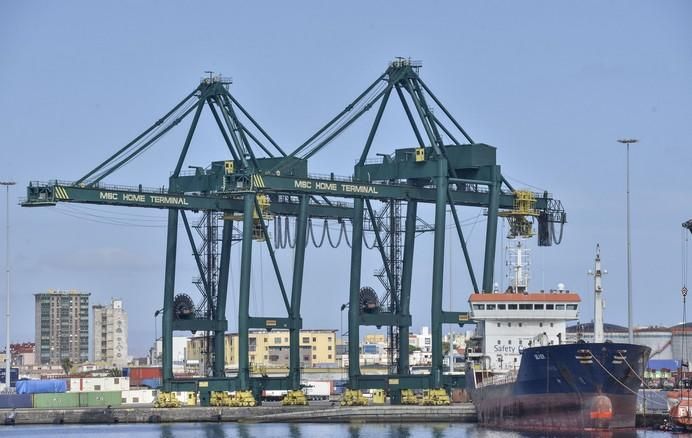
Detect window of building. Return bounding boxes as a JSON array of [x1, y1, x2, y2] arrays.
[[546, 304, 554, 310], [274, 337, 281, 344], [508, 340, 512, 345], [498, 304, 506, 310], [514, 357, 518, 363], [518, 339, 523, 345], [312, 346, 316, 350], [303, 355, 310, 361], [312, 354, 316, 360], [302, 337, 310, 343], [328, 346, 332, 351], [264, 338, 268, 343], [497, 323, 501, 327], [518, 323, 523, 327], [486, 304, 496, 310], [328, 337, 332, 341], [567, 304, 578, 310], [555, 304, 565, 310], [472, 304, 485, 310], [497, 340, 501, 345], [519, 304, 532, 310], [508, 304, 518, 310], [534, 304, 544, 310], [284, 337, 288, 342], [508, 322, 512, 327], [539, 322, 543, 327], [550, 323, 554, 327], [328, 354, 332, 360], [312, 337, 317, 342]]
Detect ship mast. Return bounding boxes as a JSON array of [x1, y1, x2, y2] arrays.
[[590, 244, 606, 343], [507, 239, 530, 293]]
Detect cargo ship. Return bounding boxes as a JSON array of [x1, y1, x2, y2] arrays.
[[466, 242, 651, 431]]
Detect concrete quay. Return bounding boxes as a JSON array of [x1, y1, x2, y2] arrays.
[[0, 404, 478, 426]]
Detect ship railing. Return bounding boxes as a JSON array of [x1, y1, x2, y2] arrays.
[[476, 370, 519, 388]]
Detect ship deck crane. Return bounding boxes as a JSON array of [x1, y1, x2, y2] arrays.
[[23, 61, 566, 403]]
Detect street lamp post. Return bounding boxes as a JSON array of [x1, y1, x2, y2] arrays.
[[617, 139, 637, 344], [340, 303, 349, 371], [154, 309, 163, 365], [1, 181, 15, 392]]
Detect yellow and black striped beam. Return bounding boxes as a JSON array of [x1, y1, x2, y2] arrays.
[[54, 186, 70, 200], [251, 174, 265, 189]]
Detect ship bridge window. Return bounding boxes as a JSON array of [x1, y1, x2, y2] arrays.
[[486, 304, 496, 310], [546, 304, 554, 310], [534, 304, 544, 310], [498, 304, 506, 310], [555, 304, 565, 310], [508, 304, 517, 310], [472, 304, 485, 310], [567, 304, 578, 310], [519, 304, 532, 310]]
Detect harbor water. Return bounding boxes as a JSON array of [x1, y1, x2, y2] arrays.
[[0, 423, 673, 438]]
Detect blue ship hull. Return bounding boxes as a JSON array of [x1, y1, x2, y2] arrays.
[[468, 342, 651, 431]]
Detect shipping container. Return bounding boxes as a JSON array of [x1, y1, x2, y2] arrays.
[[79, 391, 122, 407], [69, 377, 129, 392], [16, 380, 67, 394], [261, 389, 288, 401], [32, 393, 79, 409], [121, 389, 157, 404], [140, 378, 161, 389], [128, 367, 162, 387], [304, 381, 331, 400], [0, 394, 32, 409]]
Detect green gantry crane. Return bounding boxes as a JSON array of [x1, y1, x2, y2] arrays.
[[23, 60, 566, 404]]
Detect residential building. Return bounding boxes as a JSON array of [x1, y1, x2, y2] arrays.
[[187, 329, 337, 371], [149, 336, 188, 372], [412, 326, 432, 352], [10, 342, 36, 366], [93, 298, 128, 367], [34, 289, 90, 365]]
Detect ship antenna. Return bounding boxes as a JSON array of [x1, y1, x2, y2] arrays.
[[588, 244, 606, 343]]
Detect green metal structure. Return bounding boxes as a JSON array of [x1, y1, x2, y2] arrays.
[[22, 61, 566, 403]]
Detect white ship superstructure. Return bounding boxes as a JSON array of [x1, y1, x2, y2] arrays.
[[467, 240, 580, 371]]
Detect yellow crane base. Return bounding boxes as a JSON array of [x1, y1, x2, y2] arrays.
[[340, 389, 368, 406], [154, 392, 182, 408], [421, 388, 450, 405], [228, 390, 257, 407], [282, 389, 308, 406], [400, 389, 419, 405], [210, 391, 236, 407]]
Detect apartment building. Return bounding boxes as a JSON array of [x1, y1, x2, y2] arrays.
[[35, 289, 90, 365], [93, 298, 128, 367]]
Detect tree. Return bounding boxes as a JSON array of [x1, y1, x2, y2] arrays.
[[442, 342, 451, 355], [106, 368, 122, 377], [409, 344, 420, 354], [61, 358, 73, 375]]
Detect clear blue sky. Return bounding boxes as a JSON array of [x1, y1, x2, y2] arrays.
[[1, 1, 691, 357]]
